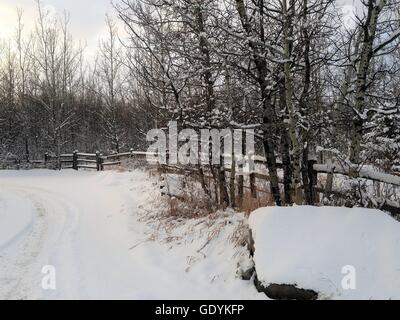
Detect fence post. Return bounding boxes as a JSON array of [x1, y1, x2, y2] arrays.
[[73, 150, 78, 171], [249, 152, 257, 199], [96, 151, 101, 171], [100, 153, 104, 171], [324, 159, 334, 200], [308, 159, 318, 204], [250, 172, 257, 199], [44, 152, 48, 168]]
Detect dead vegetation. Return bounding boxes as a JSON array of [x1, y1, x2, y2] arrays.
[[237, 191, 275, 215], [132, 170, 252, 256]]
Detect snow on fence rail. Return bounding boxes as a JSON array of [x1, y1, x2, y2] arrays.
[[2, 150, 399, 214], [160, 158, 400, 216], [62, 150, 150, 171], [1, 149, 153, 171], [312, 163, 400, 215], [314, 164, 400, 186]]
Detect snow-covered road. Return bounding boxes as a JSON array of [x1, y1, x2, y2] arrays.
[[0, 170, 261, 300]]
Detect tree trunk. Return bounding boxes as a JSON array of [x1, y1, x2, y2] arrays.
[[350, 0, 385, 163], [230, 139, 236, 207], [279, 74, 293, 205], [282, 0, 302, 203], [218, 156, 229, 209], [235, 0, 282, 206], [195, 3, 229, 207]]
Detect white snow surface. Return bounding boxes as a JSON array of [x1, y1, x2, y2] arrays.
[[249, 206, 400, 300], [0, 170, 262, 300]]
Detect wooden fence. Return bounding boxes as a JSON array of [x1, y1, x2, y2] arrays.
[[56, 150, 154, 170], [313, 163, 400, 215], [2, 149, 152, 171], [160, 158, 400, 216], [2, 150, 399, 215]]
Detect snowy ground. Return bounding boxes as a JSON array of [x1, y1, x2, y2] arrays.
[[0, 170, 262, 300]]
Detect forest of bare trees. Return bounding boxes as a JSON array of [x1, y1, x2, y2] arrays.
[[1, 0, 399, 207]]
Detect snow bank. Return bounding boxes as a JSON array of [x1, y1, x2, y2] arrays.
[[249, 206, 400, 300], [133, 209, 264, 300]]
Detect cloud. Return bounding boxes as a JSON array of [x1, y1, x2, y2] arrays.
[[0, 0, 114, 57], [0, 2, 33, 39]]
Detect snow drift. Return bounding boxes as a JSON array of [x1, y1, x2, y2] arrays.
[[249, 206, 400, 300]]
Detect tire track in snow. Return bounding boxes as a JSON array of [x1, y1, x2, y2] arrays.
[[0, 185, 81, 299], [0, 195, 47, 300]]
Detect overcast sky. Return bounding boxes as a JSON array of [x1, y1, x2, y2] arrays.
[[0, 0, 115, 57], [0, 0, 358, 57]]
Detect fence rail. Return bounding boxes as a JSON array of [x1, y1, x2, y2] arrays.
[[160, 159, 400, 216], [1, 149, 151, 171], [2, 150, 399, 215]]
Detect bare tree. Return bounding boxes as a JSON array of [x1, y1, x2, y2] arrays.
[[97, 16, 126, 153]]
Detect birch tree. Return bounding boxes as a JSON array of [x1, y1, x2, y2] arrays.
[[349, 0, 400, 164]]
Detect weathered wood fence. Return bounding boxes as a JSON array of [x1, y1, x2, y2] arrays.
[[313, 163, 400, 215], [56, 150, 153, 171], [160, 158, 400, 216], [2, 150, 399, 215], [3, 149, 151, 171]]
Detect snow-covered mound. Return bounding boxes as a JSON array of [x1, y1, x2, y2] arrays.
[[249, 206, 400, 300]]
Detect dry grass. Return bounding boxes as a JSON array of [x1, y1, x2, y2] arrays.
[[237, 190, 275, 215], [132, 171, 255, 257], [159, 173, 216, 218], [162, 173, 277, 218], [228, 219, 251, 250], [164, 188, 214, 218]]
